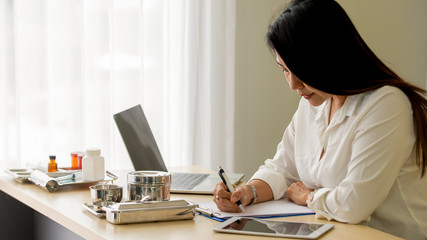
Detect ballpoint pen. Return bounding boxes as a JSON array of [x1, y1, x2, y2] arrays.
[[218, 166, 245, 212]]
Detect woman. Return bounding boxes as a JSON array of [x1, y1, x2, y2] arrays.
[[212, 0, 427, 239]]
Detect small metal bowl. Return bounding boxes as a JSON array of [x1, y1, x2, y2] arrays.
[[90, 184, 123, 207]]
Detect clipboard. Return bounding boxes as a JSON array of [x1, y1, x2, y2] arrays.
[[196, 198, 315, 221]]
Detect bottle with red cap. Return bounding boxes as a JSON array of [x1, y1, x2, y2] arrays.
[[77, 152, 85, 169]]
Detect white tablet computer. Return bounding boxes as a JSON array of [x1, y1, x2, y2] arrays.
[[212, 217, 334, 239]]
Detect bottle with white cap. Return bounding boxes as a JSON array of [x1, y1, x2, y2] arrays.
[[82, 148, 105, 181]]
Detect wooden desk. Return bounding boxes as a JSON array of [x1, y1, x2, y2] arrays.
[[0, 166, 402, 240]]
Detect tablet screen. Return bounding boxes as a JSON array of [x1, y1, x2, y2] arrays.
[[213, 217, 334, 239]]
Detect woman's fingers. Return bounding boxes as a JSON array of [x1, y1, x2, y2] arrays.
[[212, 182, 246, 212], [213, 182, 231, 199], [286, 182, 312, 206], [214, 194, 242, 212]]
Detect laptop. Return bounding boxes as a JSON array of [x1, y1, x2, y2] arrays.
[[113, 105, 244, 194]]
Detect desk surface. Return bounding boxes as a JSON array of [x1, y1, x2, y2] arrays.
[[0, 166, 402, 240]]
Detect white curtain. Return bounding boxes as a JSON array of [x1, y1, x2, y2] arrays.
[[0, 0, 235, 172]]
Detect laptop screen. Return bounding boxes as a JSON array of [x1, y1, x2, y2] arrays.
[[113, 105, 168, 172]]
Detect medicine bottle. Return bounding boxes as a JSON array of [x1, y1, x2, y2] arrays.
[[71, 152, 79, 170], [82, 148, 105, 181], [77, 152, 85, 169], [48, 155, 58, 172]]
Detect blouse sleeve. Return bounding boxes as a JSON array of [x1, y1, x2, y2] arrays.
[[249, 110, 301, 200], [308, 87, 415, 224]]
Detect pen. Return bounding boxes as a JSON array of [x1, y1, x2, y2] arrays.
[[218, 166, 245, 212], [195, 207, 214, 217]]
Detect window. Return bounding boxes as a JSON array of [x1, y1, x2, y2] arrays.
[[0, 0, 235, 171]]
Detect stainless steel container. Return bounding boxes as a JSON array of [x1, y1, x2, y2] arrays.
[[90, 184, 123, 207], [127, 171, 171, 201], [102, 200, 197, 224]]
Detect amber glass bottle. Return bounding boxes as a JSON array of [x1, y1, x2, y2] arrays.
[[71, 152, 79, 170], [48, 155, 58, 172]]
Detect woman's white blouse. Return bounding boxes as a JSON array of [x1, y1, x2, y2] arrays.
[[250, 86, 427, 239]]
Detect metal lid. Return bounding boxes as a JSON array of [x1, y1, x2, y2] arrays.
[[89, 184, 123, 191], [127, 171, 171, 184]]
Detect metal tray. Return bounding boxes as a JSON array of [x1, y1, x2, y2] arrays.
[[5, 168, 80, 183], [82, 202, 106, 218], [5, 168, 118, 192], [83, 200, 197, 224], [6, 168, 117, 184]]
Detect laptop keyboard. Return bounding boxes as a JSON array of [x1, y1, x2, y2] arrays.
[[171, 173, 210, 190]]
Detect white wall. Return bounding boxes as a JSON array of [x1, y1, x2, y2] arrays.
[[234, 0, 298, 180], [234, 0, 427, 180], [337, 0, 427, 89]]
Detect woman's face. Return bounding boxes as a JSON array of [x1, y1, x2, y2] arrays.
[[275, 53, 332, 107]]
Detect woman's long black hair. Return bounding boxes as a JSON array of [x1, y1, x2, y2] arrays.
[[267, 0, 427, 177]]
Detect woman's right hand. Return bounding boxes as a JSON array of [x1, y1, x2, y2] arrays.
[[212, 182, 254, 212]]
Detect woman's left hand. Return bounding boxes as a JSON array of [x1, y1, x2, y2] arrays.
[[286, 181, 313, 206]]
